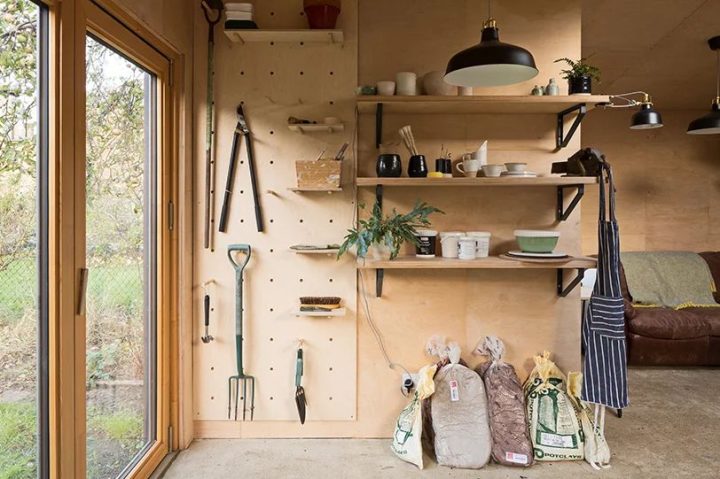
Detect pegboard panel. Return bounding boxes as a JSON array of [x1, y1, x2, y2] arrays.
[[193, 1, 359, 423]]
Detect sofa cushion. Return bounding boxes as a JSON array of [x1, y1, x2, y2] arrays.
[[683, 307, 720, 336], [628, 307, 711, 340]]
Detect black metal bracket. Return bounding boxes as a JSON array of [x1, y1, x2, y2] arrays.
[[557, 268, 585, 297], [375, 102, 384, 149], [376, 269, 384, 297], [556, 184, 584, 221], [375, 184, 383, 209], [556, 103, 587, 150]]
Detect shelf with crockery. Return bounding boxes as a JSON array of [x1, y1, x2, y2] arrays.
[[224, 29, 344, 45], [356, 176, 598, 187], [357, 255, 596, 270]]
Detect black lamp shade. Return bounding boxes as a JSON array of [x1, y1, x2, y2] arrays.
[[630, 103, 664, 129], [687, 101, 720, 135], [444, 25, 538, 87]]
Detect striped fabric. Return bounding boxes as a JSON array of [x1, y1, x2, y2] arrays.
[[581, 162, 629, 409]]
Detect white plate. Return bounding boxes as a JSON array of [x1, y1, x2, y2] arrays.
[[507, 250, 568, 258], [502, 171, 538, 177]]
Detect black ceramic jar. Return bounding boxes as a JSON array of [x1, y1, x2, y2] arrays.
[[569, 75, 592, 95], [376, 154, 402, 177], [408, 155, 428, 177]]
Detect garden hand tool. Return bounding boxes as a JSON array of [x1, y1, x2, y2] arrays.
[[201, 293, 213, 343], [227, 244, 255, 421], [219, 105, 264, 233], [294, 342, 307, 424], [201, 0, 223, 250]]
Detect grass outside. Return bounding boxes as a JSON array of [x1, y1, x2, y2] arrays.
[[0, 258, 146, 479]]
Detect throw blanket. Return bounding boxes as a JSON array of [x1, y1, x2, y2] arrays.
[[621, 251, 718, 308]]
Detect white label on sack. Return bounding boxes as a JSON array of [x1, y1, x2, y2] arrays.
[[449, 380, 459, 402], [539, 432, 574, 448], [505, 451, 528, 464]]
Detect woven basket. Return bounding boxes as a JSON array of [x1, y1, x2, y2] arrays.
[[295, 160, 341, 189]]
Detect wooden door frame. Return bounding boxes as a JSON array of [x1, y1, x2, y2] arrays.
[[45, 0, 188, 476]]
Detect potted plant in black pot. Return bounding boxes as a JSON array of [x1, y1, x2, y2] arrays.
[[554, 57, 600, 95], [337, 201, 443, 261]]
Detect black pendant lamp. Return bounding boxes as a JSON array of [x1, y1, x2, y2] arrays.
[[687, 36, 720, 135], [444, 2, 538, 87]]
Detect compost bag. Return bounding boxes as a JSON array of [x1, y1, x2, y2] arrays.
[[431, 342, 492, 469], [567, 371, 611, 470], [391, 364, 436, 469], [523, 351, 583, 461], [474, 336, 533, 467]]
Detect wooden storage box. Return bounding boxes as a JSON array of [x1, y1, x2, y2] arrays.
[[295, 159, 342, 189]]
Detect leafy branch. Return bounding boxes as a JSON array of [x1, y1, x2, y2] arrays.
[[554, 57, 601, 82]]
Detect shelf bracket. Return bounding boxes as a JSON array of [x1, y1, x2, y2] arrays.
[[556, 184, 584, 221], [376, 268, 384, 297], [375, 102, 383, 149], [556, 103, 587, 150], [375, 184, 383, 209], [557, 268, 585, 297]]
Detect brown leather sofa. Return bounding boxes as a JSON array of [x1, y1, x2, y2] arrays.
[[621, 252, 720, 366]]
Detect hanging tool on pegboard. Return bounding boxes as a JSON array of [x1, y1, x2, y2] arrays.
[[295, 340, 307, 424], [219, 104, 265, 233], [200, 0, 223, 250]]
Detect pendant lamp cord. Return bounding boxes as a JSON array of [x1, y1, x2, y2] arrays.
[[487, 0, 492, 19], [716, 49, 719, 99]]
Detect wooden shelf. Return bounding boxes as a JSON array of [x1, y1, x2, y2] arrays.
[[289, 186, 342, 193], [225, 29, 344, 45], [356, 95, 610, 114], [291, 248, 340, 255], [357, 255, 597, 270], [356, 176, 598, 187], [288, 123, 345, 133], [295, 307, 346, 317]]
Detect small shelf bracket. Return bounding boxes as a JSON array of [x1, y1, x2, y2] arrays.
[[556, 103, 587, 149], [375, 184, 383, 209], [375, 102, 383, 149], [376, 268, 384, 297], [556, 184, 584, 221], [557, 268, 585, 297]]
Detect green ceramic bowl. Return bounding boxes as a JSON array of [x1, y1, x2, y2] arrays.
[[514, 230, 560, 253]]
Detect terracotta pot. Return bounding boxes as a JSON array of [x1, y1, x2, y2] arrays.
[[304, 0, 341, 29]]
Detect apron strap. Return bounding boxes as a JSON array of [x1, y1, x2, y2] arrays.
[[598, 161, 617, 223]]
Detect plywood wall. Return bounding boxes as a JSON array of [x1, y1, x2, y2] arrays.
[[581, 110, 720, 254], [193, 0, 587, 439]]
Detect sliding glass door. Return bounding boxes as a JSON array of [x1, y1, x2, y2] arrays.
[[81, 3, 172, 477], [84, 35, 158, 479], [0, 0, 48, 477]]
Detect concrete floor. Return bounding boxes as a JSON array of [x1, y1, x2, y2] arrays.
[[164, 368, 719, 478]]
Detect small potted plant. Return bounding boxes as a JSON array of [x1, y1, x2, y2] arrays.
[[554, 57, 600, 95], [337, 200, 443, 260]]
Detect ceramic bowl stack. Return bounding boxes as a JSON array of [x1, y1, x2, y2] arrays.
[[501, 162, 538, 178], [225, 3, 258, 29]]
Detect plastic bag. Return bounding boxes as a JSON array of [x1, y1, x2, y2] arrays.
[[391, 364, 437, 469], [523, 351, 583, 461], [431, 343, 492, 469], [567, 371, 611, 469], [474, 336, 534, 467]]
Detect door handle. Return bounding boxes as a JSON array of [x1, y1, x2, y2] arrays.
[[77, 268, 89, 315]]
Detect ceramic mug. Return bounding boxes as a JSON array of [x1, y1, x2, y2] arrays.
[[396, 72, 417, 96], [482, 164, 504, 177], [376, 81, 395, 96], [456, 155, 480, 177]]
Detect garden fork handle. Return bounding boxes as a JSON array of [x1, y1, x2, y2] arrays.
[[227, 244, 251, 375]]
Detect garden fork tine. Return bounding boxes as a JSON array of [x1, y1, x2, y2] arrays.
[[227, 244, 255, 421]]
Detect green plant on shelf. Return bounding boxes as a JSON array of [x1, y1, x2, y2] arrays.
[[554, 57, 601, 82], [338, 200, 443, 260]]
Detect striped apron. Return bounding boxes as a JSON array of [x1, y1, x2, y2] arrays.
[[581, 161, 629, 409]]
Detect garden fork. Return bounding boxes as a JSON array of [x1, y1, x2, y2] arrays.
[[227, 244, 255, 421]]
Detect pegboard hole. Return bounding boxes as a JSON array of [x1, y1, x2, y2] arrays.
[[270, 160, 274, 165], [269, 337, 274, 341], [270, 219, 274, 223], [329, 101, 335, 105], [329, 278, 334, 283], [329, 396, 333, 400], [299, 219, 304, 223], [270, 41, 275, 46], [211, 396, 214, 400], [329, 337, 333, 342], [270, 308, 274, 312], [240, 161, 245, 165], [329, 71, 334, 76], [270, 71, 275, 76], [270, 248, 274, 253], [240, 101, 245, 105], [240, 71, 245, 76], [299, 71, 304, 76], [329, 367, 333, 371], [270, 130, 274, 135], [240, 190, 244, 194], [329, 219, 333, 223], [211, 307, 215, 311], [299, 41, 305, 46], [299, 11, 305, 16], [270, 396, 274, 400], [270, 278, 274, 282], [270, 11, 275, 16], [299, 278, 304, 283], [240, 219, 245, 223], [270, 367, 274, 371], [210, 366, 215, 371]]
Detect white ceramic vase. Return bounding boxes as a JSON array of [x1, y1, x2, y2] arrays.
[[369, 242, 392, 261]]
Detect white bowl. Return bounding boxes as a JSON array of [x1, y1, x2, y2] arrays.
[[505, 162, 527, 173]]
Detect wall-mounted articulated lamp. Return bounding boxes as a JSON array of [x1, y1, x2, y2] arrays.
[[602, 91, 664, 129], [687, 36, 720, 135]]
